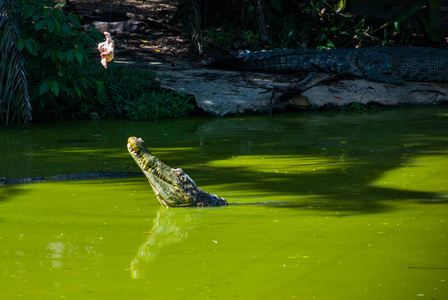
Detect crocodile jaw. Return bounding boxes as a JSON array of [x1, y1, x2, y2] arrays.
[[127, 137, 188, 207]]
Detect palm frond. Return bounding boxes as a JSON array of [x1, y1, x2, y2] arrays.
[[0, 0, 32, 127]]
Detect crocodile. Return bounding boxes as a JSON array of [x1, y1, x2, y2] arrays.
[[205, 47, 448, 84], [127, 136, 228, 207]]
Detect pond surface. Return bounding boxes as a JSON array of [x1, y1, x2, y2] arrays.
[[1, 107, 447, 299]]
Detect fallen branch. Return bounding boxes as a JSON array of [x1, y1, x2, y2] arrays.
[[246, 72, 333, 116]]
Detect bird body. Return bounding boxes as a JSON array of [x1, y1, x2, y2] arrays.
[[98, 32, 114, 69]]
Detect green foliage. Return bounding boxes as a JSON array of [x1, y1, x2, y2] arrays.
[[348, 102, 378, 113], [195, 0, 442, 51], [373, 0, 441, 45], [297, 0, 376, 49], [74, 64, 195, 121], [124, 90, 195, 120], [13, 0, 102, 119], [9, 0, 193, 122], [204, 22, 264, 51], [263, 0, 305, 48], [315, 14, 373, 49], [201, 0, 367, 50]]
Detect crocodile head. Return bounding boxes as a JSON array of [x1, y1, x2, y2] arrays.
[[127, 137, 227, 207]]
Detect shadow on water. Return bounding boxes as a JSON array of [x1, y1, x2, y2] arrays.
[[0, 185, 32, 205], [1, 107, 447, 214], [174, 108, 447, 214]]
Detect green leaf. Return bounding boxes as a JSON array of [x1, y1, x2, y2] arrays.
[[78, 78, 91, 88], [335, 0, 346, 13], [66, 49, 75, 63], [23, 5, 35, 19], [24, 39, 33, 54], [68, 14, 81, 29], [394, 21, 400, 33], [75, 88, 82, 99], [54, 19, 61, 34], [17, 38, 25, 52], [41, 7, 48, 18], [55, 50, 63, 61], [46, 18, 55, 33], [40, 79, 50, 95], [81, 34, 97, 47], [51, 50, 57, 62], [49, 80, 60, 97], [50, 50, 63, 63], [61, 22, 72, 35], [73, 81, 83, 99], [74, 49, 83, 64], [54, 8, 66, 21], [35, 20, 46, 31]]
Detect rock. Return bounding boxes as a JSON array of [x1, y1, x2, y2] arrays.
[[121, 60, 448, 116], [299, 80, 448, 107], [90, 112, 100, 120]]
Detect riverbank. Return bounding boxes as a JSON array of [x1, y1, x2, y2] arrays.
[[115, 57, 448, 116], [69, 0, 448, 117]]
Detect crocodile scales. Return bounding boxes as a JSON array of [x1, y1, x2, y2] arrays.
[[127, 137, 228, 207], [206, 47, 448, 84]]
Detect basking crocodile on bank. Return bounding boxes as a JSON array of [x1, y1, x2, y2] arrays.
[[127, 136, 228, 207], [205, 47, 448, 84]]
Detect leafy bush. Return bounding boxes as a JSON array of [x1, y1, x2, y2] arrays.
[[249, 0, 373, 49], [189, 0, 441, 51], [204, 22, 265, 52], [9, 0, 194, 121], [14, 0, 102, 119], [74, 64, 195, 120]]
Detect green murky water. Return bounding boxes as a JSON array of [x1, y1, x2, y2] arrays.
[[1, 107, 447, 299]]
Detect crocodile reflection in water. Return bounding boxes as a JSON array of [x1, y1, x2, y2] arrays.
[[130, 208, 196, 279]]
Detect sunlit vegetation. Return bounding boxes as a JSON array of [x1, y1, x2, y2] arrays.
[[374, 154, 448, 192], [1, 0, 445, 125], [1, 0, 195, 125], [65, 63, 195, 121]]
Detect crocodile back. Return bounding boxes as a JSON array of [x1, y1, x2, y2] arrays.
[[212, 47, 448, 83]]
